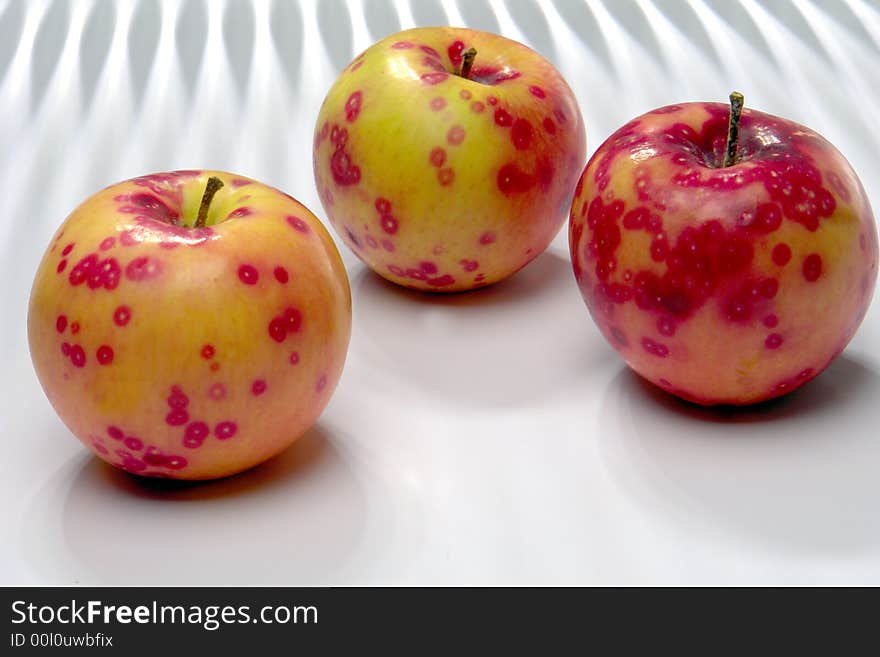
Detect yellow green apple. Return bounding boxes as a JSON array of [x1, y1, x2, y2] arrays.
[[569, 94, 878, 405], [28, 170, 351, 479], [314, 27, 586, 292]]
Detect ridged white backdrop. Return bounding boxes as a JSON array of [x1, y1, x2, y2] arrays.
[[2, 0, 879, 584]]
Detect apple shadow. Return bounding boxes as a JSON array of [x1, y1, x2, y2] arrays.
[[597, 354, 880, 556], [22, 425, 369, 585], [352, 250, 609, 408]]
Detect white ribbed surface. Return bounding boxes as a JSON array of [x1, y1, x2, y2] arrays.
[[2, 0, 879, 584]]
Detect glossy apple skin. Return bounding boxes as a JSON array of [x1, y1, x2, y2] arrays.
[[28, 170, 351, 479], [314, 27, 586, 292], [569, 103, 878, 405]]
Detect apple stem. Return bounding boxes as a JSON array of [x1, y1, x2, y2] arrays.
[[723, 91, 745, 167], [194, 176, 224, 228], [458, 47, 477, 79]]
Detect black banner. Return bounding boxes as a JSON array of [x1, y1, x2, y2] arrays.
[[0, 586, 868, 653]]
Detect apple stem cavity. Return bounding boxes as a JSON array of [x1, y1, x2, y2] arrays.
[[194, 176, 224, 228], [458, 47, 477, 79], [723, 91, 745, 168]]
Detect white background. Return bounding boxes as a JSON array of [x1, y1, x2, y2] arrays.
[[2, 0, 879, 585]]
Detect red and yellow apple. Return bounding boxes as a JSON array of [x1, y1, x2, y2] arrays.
[[313, 27, 586, 292], [569, 95, 878, 405], [28, 170, 351, 479]]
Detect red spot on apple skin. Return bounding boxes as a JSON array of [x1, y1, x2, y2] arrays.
[[420, 72, 449, 85], [268, 318, 286, 342], [380, 215, 398, 234], [237, 264, 259, 285], [345, 90, 363, 122], [166, 409, 188, 426], [125, 256, 162, 282], [57, 260, 67, 273], [772, 243, 792, 266], [215, 421, 237, 440], [286, 215, 310, 233], [274, 266, 289, 283], [447, 125, 466, 145], [529, 85, 546, 99], [99, 236, 116, 250], [330, 147, 361, 186], [543, 118, 556, 135], [448, 40, 465, 67], [430, 147, 446, 168], [471, 101, 485, 113], [427, 274, 455, 287], [438, 168, 455, 186], [497, 163, 533, 194], [641, 337, 669, 357], [251, 379, 267, 396], [96, 345, 114, 365], [803, 253, 822, 282], [62, 243, 75, 256], [765, 333, 784, 349], [511, 119, 533, 150], [494, 109, 513, 127], [289, 351, 300, 365], [122, 436, 142, 451], [113, 305, 131, 327], [227, 207, 252, 219], [183, 421, 209, 448], [479, 231, 497, 245], [392, 41, 414, 50], [69, 345, 86, 367], [430, 97, 446, 111], [56, 315, 67, 333], [201, 344, 215, 359]]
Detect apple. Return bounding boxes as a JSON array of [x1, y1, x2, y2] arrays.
[[313, 27, 586, 292], [28, 170, 351, 479], [569, 93, 878, 405]]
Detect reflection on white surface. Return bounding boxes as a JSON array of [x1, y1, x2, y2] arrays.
[[600, 356, 880, 558], [2, 0, 880, 584]]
